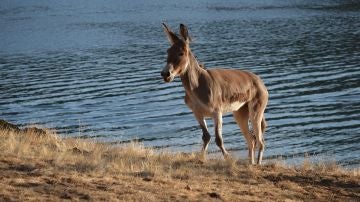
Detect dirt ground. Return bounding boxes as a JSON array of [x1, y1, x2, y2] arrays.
[[0, 123, 359, 201]]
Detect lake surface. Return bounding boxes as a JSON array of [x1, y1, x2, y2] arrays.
[[1, 0, 359, 166]]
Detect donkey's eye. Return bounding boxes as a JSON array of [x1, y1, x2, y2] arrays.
[[179, 53, 184, 56]]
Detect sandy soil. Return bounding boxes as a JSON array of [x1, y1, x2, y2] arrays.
[[0, 122, 359, 201]]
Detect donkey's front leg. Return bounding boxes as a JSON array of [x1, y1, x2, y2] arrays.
[[213, 112, 229, 159], [194, 114, 211, 160]]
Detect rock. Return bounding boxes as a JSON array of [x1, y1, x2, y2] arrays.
[[142, 177, 153, 182], [72, 147, 82, 154], [0, 119, 48, 136], [60, 192, 72, 199], [22, 127, 47, 135], [208, 192, 221, 199], [70, 147, 91, 156], [0, 119, 20, 132], [79, 193, 91, 200], [185, 185, 192, 190]]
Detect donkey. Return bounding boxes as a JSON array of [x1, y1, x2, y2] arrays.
[[160, 23, 268, 165]]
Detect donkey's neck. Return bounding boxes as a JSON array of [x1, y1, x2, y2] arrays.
[[180, 51, 206, 91]]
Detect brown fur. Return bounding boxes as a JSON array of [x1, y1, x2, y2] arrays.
[[161, 24, 268, 164]]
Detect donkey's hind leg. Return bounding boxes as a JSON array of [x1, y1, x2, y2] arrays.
[[249, 101, 266, 165], [233, 104, 256, 164]]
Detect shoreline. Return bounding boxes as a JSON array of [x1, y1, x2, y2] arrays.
[[0, 121, 359, 201]]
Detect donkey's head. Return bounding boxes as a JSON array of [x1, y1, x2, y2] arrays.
[[161, 23, 191, 82]]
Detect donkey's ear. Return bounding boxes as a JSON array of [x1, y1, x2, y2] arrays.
[[179, 24, 191, 43], [162, 23, 179, 45]]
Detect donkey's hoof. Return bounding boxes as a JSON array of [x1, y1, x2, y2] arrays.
[[196, 152, 207, 163], [223, 152, 232, 160]]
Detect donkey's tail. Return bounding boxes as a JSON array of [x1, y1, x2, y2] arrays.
[[261, 116, 267, 134]]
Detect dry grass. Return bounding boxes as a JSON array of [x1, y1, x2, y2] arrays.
[[0, 127, 359, 201]]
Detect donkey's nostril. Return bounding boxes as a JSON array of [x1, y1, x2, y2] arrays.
[[161, 71, 170, 78]]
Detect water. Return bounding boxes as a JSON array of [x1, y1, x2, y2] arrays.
[[1, 0, 359, 166]]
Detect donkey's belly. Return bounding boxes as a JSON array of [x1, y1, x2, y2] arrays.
[[185, 94, 246, 116], [221, 101, 246, 113]]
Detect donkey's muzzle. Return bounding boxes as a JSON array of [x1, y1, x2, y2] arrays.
[[161, 71, 170, 78], [161, 71, 172, 82]]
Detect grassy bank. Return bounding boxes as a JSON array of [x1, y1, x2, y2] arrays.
[[0, 126, 359, 201]]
